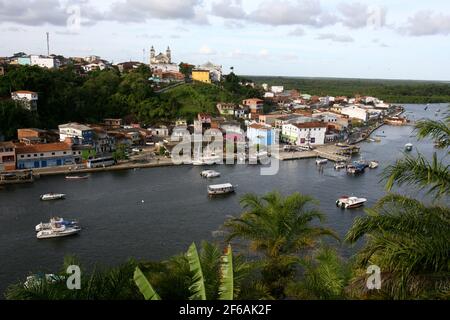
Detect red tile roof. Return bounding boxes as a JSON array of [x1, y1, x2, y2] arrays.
[[293, 122, 328, 129], [15, 142, 71, 154]]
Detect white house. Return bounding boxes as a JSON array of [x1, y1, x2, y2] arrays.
[[83, 61, 107, 72], [199, 62, 222, 82], [271, 86, 284, 93], [264, 92, 275, 98], [341, 105, 368, 122], [282, 122, 327, 145], [150, 126, 169, 137], [59, 123, 94, 145], [11, 91, 38, 111], [30, 55, 58, 68]]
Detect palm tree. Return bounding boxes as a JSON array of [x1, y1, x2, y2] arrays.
[[383, 113, 450, 199], [223, 191, 338, 298], [134, 241, 271, 300], [285, 246, 352, 300], [345, 194, 450, 299]]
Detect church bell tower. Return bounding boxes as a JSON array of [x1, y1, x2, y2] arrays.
[[150, 46, 155, 64], [166, 46, 171, 64]]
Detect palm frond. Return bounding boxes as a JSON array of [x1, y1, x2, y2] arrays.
[[186, 242, 207, 300]]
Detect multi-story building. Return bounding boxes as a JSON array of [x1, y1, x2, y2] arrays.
[[198, 62, 222, 82], [15, 142, 74, 169], [0, 142, 16, 171], [30, 55, 58, 68], [282, 122, 327, 145], [341, 106, 368, 122], [58, 123, 94, 145], [104, 119, 123, 129], [216, 103, 236, 116], [192, 70, 211, 84], [247, 123, 276, 146], [242, 98, 264, 119], [11, 91, 38, 111]]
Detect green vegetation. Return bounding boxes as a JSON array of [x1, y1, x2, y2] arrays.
[[248, 76, 450, 103], [0, 65, 261, 140]]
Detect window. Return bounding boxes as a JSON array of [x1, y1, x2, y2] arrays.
[[311, 137, 316, 143], [52, 152, 55, 155], [300, 138, 305, 144], [40, 154, 44, 156], [27, 155, 31, 157], [63, 152, 67, 154], [21, 155, 24, 158], [34, 154, 37, 157]]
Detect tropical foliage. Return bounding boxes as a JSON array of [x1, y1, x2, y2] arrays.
[[224, 192, 338, 298]]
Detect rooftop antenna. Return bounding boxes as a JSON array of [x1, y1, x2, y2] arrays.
[[46, 32, 50, 56], [143, 48, 146, 63]]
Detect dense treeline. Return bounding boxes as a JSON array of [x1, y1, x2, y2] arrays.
[[0, 65, 261, 140], [249, 76, 450, 103]]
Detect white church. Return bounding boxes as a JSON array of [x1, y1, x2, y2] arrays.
[[149, 46, 179, 73]]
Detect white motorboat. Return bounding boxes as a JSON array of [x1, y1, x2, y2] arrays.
[[36, 225, 81, 239], [316, 158, 328, 165], [336, 196, 367, 209], [369, 161, 379, 169], [36, 218, 81, 239], [405, 143, 413, 152], [193, 159, 205, 166], [200, 170, 221, 178], [35, 217, 79, 232], [40, 193, 66, 201], [334, 162, 346, 170], [208, 183, 235, 196], [65, 174, 89, 180]]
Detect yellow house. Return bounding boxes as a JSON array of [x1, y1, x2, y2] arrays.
[[192, 70, 211, 84]]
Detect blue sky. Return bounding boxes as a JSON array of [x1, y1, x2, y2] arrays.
[[1, 0, 450, 80]]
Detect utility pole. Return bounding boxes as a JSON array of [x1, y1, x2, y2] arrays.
[[46, 32, 50, 56]]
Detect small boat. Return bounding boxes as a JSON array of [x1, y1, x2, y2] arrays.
[[200, 170, 221, 178], [36, 226, 81, 239], [336, 196, 367, 209], [40, 193, 66, 201], [405, 143, 413, 152], [35, 217, 78, 232], [316, 158, 328, 165], [347, 163, 366, 175], [36, 217, 81, 239], [24, 273, 64, 289], [369, 161, 379, 169], [208, 183, 235, 196], [65, 174, 89, 180], [334, 162, 346, 170]]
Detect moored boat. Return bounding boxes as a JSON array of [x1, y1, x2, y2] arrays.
[[36, 226, 81, 239], [404, 143, 413, 152], [200, 170, 221, 178], [40, 193, 66, 201], [334, 162, 346, 170], [336, 196, 367, 209], [35, 217, 79, 232], [316, 158, 328, 165], [208, 183, 235, 196], [65, 174, 89, 180], [369, 161, 379, 169]]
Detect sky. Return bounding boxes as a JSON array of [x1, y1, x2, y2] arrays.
[[1, 0, 450, 80]]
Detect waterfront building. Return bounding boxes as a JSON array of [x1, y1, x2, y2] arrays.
[[17, 128, 59, 144], [0, 142, 16, 171], [18, 57, 31, 65], [11, 90, 38, 111], [247, 123, 276, 146], [149, 126, 169, 137], [341, 105, 368, 122], [58, 123, 94, 145], [192, 69, 211, 84], [15, 142, 74, 169], [282, 122, 327, 145]]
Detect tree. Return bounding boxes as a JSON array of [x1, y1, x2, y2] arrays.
[[345, 194, 450, 299], [382, 112, 450, 200], [224, 191, 338, 298], [134, 242, 270, 300]]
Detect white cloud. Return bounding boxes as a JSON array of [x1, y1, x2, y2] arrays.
[[199, 45, 217, 55], [248, 0, 336, 27], [288, 27, 305, 37], [316, 33, 354, 42], [211, 0, 246, 19], [402, 11, 450, 36], [338, 2, 387, 29]]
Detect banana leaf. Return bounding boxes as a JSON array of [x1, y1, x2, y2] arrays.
[[133, 267, 161, 300]]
